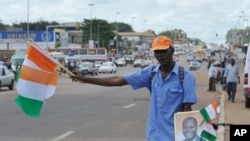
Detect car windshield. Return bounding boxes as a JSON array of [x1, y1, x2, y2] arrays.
[[79, 63, 91, 67], [102, 62, 112, 66]]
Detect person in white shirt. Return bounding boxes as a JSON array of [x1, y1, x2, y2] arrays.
[[207, 63, 217, 91]]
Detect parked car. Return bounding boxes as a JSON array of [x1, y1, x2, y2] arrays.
[[77, 62, 98, 76], [0, 65, 15, 90], [188, 60, 201, 71], [98, 62, 117, 73], [133, 59, 143, 67]]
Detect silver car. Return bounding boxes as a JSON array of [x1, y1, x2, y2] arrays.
[[0, 65, 15, 90], [77, 62, 98, 76]]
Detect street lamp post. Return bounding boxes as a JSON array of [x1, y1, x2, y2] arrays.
[[27, 0, 29, 40], [116, 12, 120, 54], [88, 3, 95, 48], [142, 20, 146, 32], [97, 22, 102, 48], [131, 16, 135, 29]]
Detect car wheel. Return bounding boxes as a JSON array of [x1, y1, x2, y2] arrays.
[[91, 72, 94, 76], [245, 97, 250, 108], [9, 79, 14, 90]]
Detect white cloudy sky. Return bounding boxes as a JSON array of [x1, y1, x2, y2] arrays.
[[1, 0, 250, 44]]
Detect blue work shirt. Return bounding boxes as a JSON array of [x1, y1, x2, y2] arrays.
[[124, 63, 198, 141]]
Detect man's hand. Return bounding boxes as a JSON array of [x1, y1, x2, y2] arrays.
[[70, 71, 84, 83]]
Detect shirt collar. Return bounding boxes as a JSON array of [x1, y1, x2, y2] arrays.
[[153, 62, 179, 75]]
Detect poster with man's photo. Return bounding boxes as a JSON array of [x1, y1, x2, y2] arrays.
[[174, 111, 207, 141]]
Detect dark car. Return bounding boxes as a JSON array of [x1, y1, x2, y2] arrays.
[[188, 61, 201, 71], [77, 62, 98, 76]]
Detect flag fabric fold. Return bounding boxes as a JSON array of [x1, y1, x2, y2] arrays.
[[200, 122, 217, 141], [199, 99, 218, 141], [15, 42, 59, 117]]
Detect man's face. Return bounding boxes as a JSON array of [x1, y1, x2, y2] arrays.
[[154, 48, 173, 65], [183, 120, 197, 140]]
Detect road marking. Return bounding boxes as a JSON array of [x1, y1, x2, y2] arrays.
[[50, 130, 75, 141], [123, 103, 136, 109]]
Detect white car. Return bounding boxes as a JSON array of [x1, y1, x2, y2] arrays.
[[98, 62, 117, 73], [0, 65, 15, 90], [114, 58, 126, 66]]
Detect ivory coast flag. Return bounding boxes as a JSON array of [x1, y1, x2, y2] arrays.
[[199, 99, 218, 122], [15, 43, 59, 117], [201, 122, 217, 141]]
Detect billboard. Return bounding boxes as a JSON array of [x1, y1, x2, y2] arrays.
[[0, 30, 54, 42]]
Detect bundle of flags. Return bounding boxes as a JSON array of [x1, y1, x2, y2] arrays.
[[15, 42, 59, 117], [199, 99, 218, 141]]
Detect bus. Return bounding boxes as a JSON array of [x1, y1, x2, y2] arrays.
[[48, 47, 108, 61]]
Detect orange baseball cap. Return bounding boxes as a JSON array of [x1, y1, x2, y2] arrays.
[[151, 36, 173, 51]]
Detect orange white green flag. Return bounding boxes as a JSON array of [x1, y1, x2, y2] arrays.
[[200, 122, 216, 141], [199, 99, 218, 122], [199, 99, 218, 141], [15, 42, 59, 117]]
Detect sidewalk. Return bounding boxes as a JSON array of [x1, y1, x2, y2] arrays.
[[217, 63, 250, 141]]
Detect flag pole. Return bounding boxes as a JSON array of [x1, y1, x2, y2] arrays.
[[27, 39, 76, 77], [56, 62, 75, 76]]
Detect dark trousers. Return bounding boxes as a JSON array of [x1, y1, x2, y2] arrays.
[[227, 82, 237, 102], [208, 77, 216, 91]]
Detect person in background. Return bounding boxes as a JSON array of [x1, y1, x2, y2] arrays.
[[224, 59, 240, 103], [220, 61, 227, 90], [207, 63, 217, 92], [70, 35, 198, 141]]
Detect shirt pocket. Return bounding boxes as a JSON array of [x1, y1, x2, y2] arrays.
[[159, 83, 183, 104]]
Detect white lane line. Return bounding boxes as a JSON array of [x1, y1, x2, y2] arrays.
[[50, 130, 75, 141], [123, 103, 136, 109]]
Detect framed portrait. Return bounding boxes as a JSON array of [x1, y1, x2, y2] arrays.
[[174, 110, 207, 141]]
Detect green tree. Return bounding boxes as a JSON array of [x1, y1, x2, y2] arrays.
[[81, 19, 115, 48], [11, 20, 60, 30], [110, 22, 134, 32], [159, 30, 172, 38]]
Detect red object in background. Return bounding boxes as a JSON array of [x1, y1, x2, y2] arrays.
[[248, 88, 250, 93], [244, 78, 248, 85]]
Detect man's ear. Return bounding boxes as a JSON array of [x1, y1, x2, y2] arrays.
[[170, 46, 175, 54]]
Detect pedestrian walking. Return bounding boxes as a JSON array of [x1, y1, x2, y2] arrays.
[[207, 63, 217, 92], [220, 62, 227, 90], [224, 59, 240, 103], [70, 35, 198, 141]]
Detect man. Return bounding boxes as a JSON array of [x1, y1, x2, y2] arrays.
[[224, 58, 240, 103], [70, 36, 198, 141], [207, 63, 217, 92], [182, 117, 205, 141]]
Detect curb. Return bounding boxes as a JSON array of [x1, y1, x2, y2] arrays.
[[216, 87, 225, 141]]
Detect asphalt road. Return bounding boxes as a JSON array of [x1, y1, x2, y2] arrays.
[[0, 54, 220, 141]]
